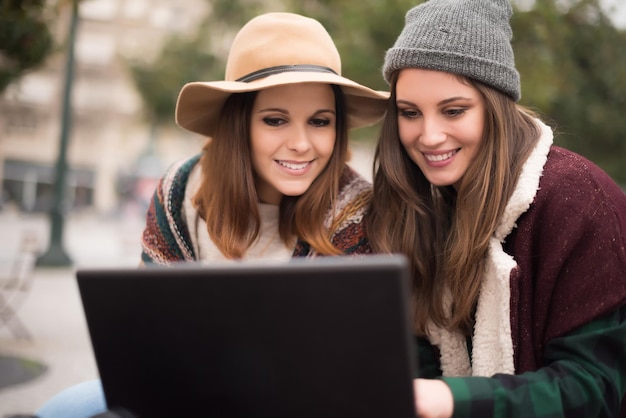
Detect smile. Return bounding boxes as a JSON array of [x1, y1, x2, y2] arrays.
[[423, 149, 459, 162], [277, 160, 312, 170]]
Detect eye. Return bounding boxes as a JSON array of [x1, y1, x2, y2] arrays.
[[263, 117, 286, 127], [398, 108, 421, 119], [444, 108, 467, 117], [309, 117, 332, 127]]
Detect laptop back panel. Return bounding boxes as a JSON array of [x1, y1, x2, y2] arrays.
[[77, 255, 417, 418]]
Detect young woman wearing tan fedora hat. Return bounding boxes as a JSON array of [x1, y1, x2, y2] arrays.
[[36, 12, 388, 418], [139, 11, 389, 264]]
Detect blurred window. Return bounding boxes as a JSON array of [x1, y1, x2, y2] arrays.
[[80, 0, 119, 21], [76, 33, 116, 66], [122, 0, 149, 20], [5, 74, 56, 106]]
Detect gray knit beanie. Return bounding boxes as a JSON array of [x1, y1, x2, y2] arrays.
[[383, 0, 521, 101]]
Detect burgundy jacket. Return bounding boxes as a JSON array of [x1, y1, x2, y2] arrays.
[[506, 145, 626, 372]]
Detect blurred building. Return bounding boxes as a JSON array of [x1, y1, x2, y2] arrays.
[[0, 0, 208, 216]]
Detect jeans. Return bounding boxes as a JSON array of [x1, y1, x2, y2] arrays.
[[36, 379, 107, 418]]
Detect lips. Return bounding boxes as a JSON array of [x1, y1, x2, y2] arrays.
[[276, 160, 312, 170], [423, 149, 459, 162]]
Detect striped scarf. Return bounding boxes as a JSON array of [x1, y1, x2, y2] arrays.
[[140, 155, 372, 264]]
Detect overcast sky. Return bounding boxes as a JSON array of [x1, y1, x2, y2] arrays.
[[601, 0, 626, 28], [513, 0, 626, 29]]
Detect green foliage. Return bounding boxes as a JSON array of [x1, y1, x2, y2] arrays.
[[0, 0, 54, 93], [127, 0, 269, 126], [275, 0, 423, 141], [129, 0, 420, 135], [127, 37, 219, 124], [282, 0, 421, 92], [128, 0, 625, 183], [512, 0, 626, 184]]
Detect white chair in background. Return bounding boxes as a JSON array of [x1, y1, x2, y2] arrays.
[[0, 232, 38, 340]]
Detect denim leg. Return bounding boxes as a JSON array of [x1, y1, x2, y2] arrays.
[[36, 379, 107, 418]]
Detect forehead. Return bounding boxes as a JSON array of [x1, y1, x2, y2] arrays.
[[396, 68, 477, 100], [254, 83, 335, 107]]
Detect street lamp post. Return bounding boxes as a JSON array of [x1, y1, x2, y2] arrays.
[[36, 0, 79, 267]]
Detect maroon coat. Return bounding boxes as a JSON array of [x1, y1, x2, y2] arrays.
[[505, 146, 626, 373]]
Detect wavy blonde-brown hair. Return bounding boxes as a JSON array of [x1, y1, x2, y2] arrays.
[[367, 72, 540, 336], [193, 85, 349, 259]]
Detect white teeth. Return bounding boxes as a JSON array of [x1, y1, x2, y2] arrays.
[[278, 161, 309, 170], [424, 150, 456, 162]]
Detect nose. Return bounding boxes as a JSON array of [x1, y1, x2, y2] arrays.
[[419, 116, 447, 147], [285, 125, 312, 153]]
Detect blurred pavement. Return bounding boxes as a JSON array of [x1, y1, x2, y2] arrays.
[[0, 209, 144, 417], [0, 143, 375, 417]]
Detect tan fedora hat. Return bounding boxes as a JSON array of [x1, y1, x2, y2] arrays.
[[175, 12, 389, 137]]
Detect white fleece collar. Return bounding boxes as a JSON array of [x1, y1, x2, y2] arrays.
[[431, 119, 553, 377]]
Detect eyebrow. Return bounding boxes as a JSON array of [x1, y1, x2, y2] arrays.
[[257, 108, 336, 115], [396, 97, 473, 106]]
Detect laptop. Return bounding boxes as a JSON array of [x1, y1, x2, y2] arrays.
[[77, 254, 417, 418]]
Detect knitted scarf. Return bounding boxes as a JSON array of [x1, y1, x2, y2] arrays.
[[141, 155, 372, 264]]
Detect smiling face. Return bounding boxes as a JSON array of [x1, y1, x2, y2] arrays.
[[250, 83, 337, 204], [395, 68, 486, 189]]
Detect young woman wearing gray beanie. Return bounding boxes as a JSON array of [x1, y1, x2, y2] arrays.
[[368, 0, 626, 417]]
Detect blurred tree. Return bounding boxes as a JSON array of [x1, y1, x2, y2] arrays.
[[126, 0, 625, 183], [283, 0, 419, 92], [125, 0, 419, 141], [0, 0, 54, 93], [126, 0, 268, 130], [282, 0, 421, 141], [512, 0, 626, 184], [127, 37, 218, 130]]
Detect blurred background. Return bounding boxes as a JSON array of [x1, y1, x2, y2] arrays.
[[0, 0, 625, 415], [1, 0, 625, 224]]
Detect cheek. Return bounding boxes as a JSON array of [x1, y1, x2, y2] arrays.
[[249, 141, 263, 166], [466, 118, 485, 148], [249, 127, 262, 155], [316, 132, 337, 158], [397, 120, 415, 147], [398, 131, 414, 151], [250, 130, 278, 157]]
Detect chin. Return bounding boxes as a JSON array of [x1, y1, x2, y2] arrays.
[[278, 186, 311, 198], [426, 178, 457, 188]]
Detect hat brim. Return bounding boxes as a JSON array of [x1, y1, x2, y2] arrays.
[[175, 71, 389, 137]]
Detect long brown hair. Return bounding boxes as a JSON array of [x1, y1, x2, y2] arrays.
[[193, 84, 349, 259], [367, 72, 541, 336]]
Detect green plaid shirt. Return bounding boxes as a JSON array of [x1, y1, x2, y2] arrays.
[[415, 305, 626, 417]]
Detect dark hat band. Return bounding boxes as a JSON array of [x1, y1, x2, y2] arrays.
[[236, 64, 337, 82]]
